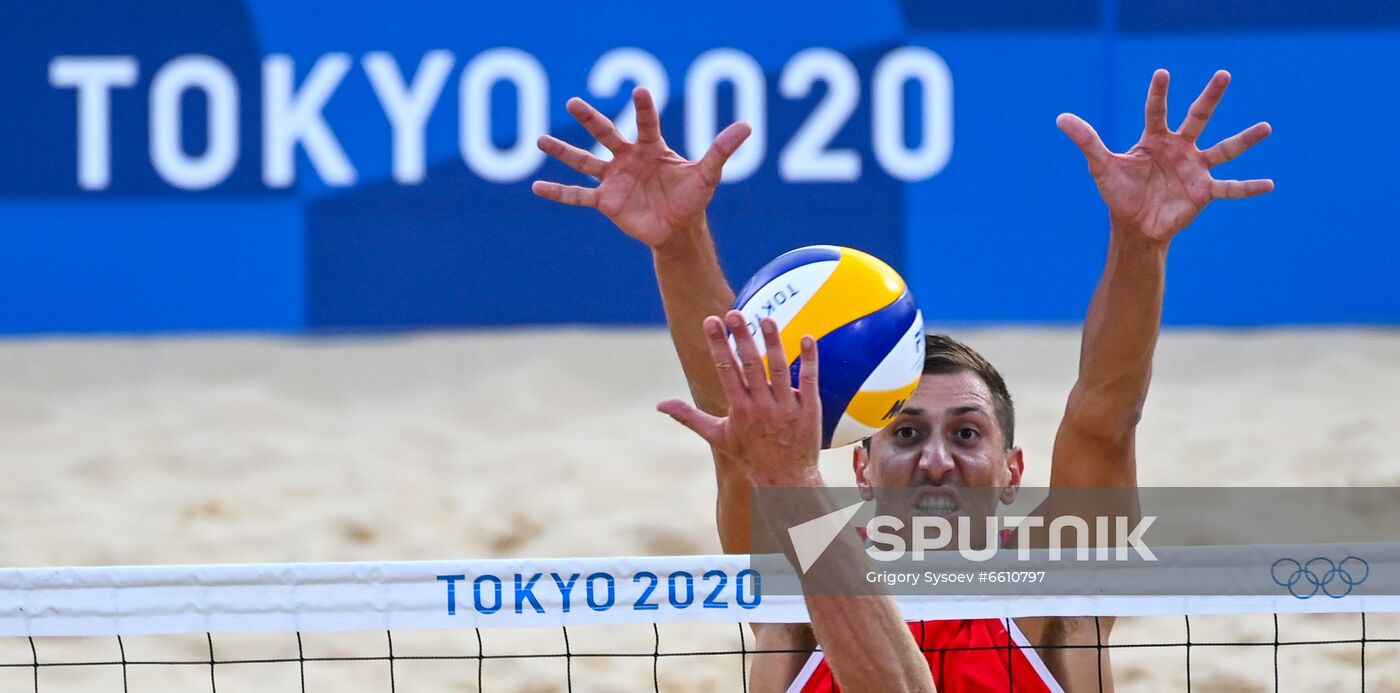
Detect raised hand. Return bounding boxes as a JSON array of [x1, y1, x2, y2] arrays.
[[657, 312, 822, 487], [1057, 69, 1273, 242], [532, 87, 751, 250]]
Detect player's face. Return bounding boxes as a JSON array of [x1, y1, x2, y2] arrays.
[[854, 371, 1023, 536]]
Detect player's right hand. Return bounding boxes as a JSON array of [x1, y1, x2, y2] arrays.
[[657, 312, 823, 488], [531, 87, 751, 251]]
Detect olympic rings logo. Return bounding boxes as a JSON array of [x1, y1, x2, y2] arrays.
[[1270, 556, 1369, 599]]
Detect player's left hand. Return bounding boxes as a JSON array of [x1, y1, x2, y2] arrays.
[[530, 87, 750, 252], [1057, 69, 1273, 243], [657, 313, 823, 488]]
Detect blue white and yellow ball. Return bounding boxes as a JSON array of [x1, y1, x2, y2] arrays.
[[731, 245, 924, 448]]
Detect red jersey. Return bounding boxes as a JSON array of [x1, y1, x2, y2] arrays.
[[787, 617, 1063, 692]]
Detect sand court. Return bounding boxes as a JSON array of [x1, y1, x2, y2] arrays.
[[1, 327, 1397, 690]]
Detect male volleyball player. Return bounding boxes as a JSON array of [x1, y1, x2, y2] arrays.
[[534, 69, 1272, 691]]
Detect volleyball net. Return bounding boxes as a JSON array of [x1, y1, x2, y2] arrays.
[[5, 552, 1400, 691]]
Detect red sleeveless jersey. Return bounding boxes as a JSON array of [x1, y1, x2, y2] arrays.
[[787, 617, 1063, 692]]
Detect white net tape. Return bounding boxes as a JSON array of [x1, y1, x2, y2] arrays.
[[4, 548, 1399, 637], [5, 548, 1400, 691]]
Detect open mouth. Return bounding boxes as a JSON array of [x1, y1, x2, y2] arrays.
[[910, 489, 961, 517]]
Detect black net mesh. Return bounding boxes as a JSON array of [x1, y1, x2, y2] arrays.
[[5, 612, 1400, 691]]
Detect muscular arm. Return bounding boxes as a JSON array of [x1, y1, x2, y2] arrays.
[[662, 317, 934, 693], [1031, 225, 1166, 685], [1049, 229, 1165, 488], [535, 86, 811, 688], [531, 87, 759, 553], [1024, 71, 1272, 690], [1049, 69, 1273, 488], [653, 228, 735, 415], [652, 230, 756, 553], [764, 474, 933, 693]]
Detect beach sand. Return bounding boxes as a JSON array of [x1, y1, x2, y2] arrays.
[[1, 327, 1397, 691]]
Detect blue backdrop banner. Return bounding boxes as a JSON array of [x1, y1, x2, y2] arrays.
[[1, 1, 1396, 333]]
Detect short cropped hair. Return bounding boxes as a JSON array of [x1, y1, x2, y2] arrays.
[[864, 334, 1016, 450], [921, 334, 1015, 449]]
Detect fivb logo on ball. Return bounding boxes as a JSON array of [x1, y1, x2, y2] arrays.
[[732, 245, 924, 449]]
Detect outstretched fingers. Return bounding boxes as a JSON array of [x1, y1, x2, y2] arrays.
[[1178, 70, 1230, 141], [698, 122, 753, 183], [633, 87, 662, 145], [702, 315, 748, 401], [1056, 113, 1111, 176], [797, 335, 819, 414], [657, 398, 725, 445], [726, 311, 773, 404], [1144, 69, 1170, 134], [536, 135, 606, 178], [531, 181, 599, 208], [1205, 121, 1272, 167], [1211, 178, 1274, 199], [567, 97, 628, 153], [758, 318, 793, 403]]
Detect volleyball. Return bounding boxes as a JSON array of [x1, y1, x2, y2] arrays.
[[732, 245, 925, 449]]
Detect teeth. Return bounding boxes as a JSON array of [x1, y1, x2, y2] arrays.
[[914, 496, 955, 515]]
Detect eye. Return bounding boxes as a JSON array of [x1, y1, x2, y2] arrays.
[[894, 426, 919, 441], [954, 426, 980, 442]]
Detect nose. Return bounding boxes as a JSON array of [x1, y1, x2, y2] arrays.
[[916, 437, 956, 482]]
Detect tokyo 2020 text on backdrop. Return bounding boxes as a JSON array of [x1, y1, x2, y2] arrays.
[[1, 0, 1396, 333]]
